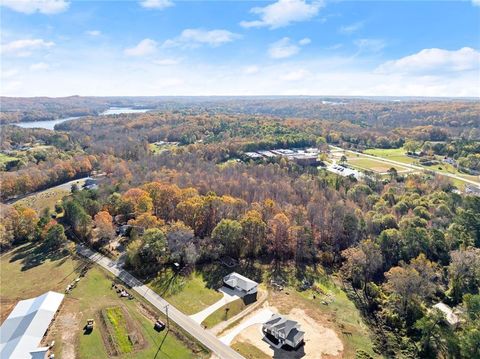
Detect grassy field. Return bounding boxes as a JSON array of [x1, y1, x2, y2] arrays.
[[348, 157, 410, 173], [0, 153, 19, 170], [363, 148, 417, 164], [363, 147, 479, 187], [148, 271, 222, 315], [103, 307, 135, 354], [0, 244, 207, 359], [231, 342, 271, 359], [149, 143, 178, 154], [202, 298, 247, 329], [12, 178, 87, 212]]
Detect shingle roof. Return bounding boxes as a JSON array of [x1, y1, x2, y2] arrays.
[[0, 291, 64, 359]]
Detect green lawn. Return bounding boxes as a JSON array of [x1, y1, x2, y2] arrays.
[[148, 271, 222, 315], [202, 298, 247, 329], [149, 143, 178, 154], [231, 342, 271, 359], [0, 153, 19, 170], [103, 307, 134, 354], [0, 242, 77, 300], [348, 157, 409, 173], [363, 148, 417, 164]]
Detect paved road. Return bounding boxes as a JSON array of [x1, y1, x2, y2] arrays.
[[330, 145, 480, 188], [77, 245, 244, 359]]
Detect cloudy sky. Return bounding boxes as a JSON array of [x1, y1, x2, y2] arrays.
[[1, 0, 479, 97]]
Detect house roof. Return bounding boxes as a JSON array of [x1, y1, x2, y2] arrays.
[[263, 313, 302, 338], [223, 272, 258, 292], [0, 291, 64, 359]]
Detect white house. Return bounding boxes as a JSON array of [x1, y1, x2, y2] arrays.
[[223, 272, 258, 303], [262, 313, 305, 349]]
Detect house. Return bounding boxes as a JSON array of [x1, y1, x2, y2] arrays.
[[262, 313, 305, 349], [433, 302, 460, 327], [0, 291, 65, 359], [223, 272, 258, 303]]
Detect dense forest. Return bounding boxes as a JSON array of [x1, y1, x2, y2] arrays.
[[1, 98, 479, 358]]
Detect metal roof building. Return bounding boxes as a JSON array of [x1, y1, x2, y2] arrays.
[[223, 272, 258, 294], [0, 291, 64, 359]]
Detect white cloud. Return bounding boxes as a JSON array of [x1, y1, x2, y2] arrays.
[[154, 58, 180, 65], [281, 68, 310, 81], [140, 0, 174, 9], [339, 21, 364, 34], [377, 47, 480, 74], [86, 30, 101, 36], [240, 0, 324, 29], [269, 38, 299, 59], [163, 29, 240, 48], [124, 38, 157, 56], [1, 0, 69, 14], [30, 62, 49, 71], [1, 38, 55, 56], [472, 0, 480, 6], [1, 68, 19, 79], [268, 37, 310, 59], [243, 65, 260, 74], [299, 38, 311, 46], [354, 38, 385, 53]]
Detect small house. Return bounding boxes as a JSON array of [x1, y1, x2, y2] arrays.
[[223, 272, 258, 303], [433, 302, 460, 327], [262, 313, 305, 349]]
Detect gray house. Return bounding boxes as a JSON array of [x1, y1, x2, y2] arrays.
[[223, 272, 258, 303], [262, 313, 305, 349]]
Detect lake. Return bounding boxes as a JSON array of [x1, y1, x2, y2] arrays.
[[14, 107, 151, 130]]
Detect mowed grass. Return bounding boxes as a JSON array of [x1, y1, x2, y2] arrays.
[[202, 298, 247, 329], [14, 187, 70, 212], [231, 341, 271, 359], [348, 157, 409, 173], [0, 153, 19, 168], [363, 147, 417, 164], [0, 243, 206, 359], [103, 307, 134, 354], [0, 243, 78, 301], [149, 271, 222, 315]]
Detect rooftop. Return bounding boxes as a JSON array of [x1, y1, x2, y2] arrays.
[[0, 291, 64, 359]]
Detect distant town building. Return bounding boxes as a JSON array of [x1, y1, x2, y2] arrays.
[[0, 291, 64, 359], [223, 272, 258, 303], [465, 185, 480, 196], [262, 313, 305, 349]]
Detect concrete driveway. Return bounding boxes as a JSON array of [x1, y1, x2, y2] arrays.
[[189, 286, 242, 324], [219, 307, 274, 345]]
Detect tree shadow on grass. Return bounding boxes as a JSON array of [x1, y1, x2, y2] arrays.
[[198, 259, 264, 290], [9, 242, 71, 271]]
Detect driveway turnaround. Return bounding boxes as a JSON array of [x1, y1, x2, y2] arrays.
[[190, 286, 241, 324], [77, 245, 245, 359], [219, 308, 274, 345]]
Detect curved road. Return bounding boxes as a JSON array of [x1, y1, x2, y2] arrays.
[[77, 245, 244, 359], [330, 145, 480, 188]]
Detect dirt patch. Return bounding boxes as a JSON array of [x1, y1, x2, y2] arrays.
[[232, 306, 343, 359], [41, 298, 80, 359], [0, 298, 17, 323]]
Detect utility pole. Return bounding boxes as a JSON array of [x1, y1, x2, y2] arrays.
[[165, 304, 170, 329]]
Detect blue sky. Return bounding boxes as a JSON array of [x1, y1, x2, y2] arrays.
[[1, 0, 479, 97]]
